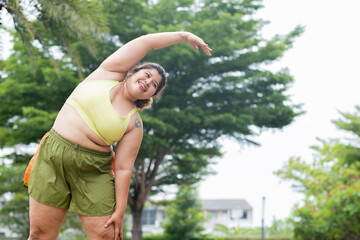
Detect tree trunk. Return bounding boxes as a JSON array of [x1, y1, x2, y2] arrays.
[[131, 208, 143, 240], [128, 154, 168, 240]]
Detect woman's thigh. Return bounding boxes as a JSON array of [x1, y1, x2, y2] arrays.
[[28, 196, 68, 240], [78, 214, 115, 240]]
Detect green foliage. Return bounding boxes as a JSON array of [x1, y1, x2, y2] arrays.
[[0, 32, 79, 147], [0, 0, 108, 75], [0, 192, 29, 239], [215, 224, 261, 237], [266, 217, 292, 237], [163, 185, 206, 240], [214, 218, 292, 238], [276, 106, 360, 239], [0, 32, 79, 239], [292, 180, 360, 239], [142, 234, 291, 240], [0, 151, 30, 239], [58, 211, 87, 239], [215, 224, 262, 236]]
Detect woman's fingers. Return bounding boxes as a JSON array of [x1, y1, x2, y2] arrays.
[[190, 43, 199, 51], [190, 42, 212, 55], [201, 43, 212, 56], [188, 34, 212, 56], [197, 42, 212, 56], [114, 226, 120, 240], [103, 216, 121, 240], [104, 217, 113, 228]]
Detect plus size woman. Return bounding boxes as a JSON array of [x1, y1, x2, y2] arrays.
[[25, 31, 212, 240]]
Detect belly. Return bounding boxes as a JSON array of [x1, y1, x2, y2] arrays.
[[52, 104, 112, 152]]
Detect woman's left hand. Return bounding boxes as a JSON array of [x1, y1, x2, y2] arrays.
[[186, 33, 212, 56], [104, 211, 124, 240]]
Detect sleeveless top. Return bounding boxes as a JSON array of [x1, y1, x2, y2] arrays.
[[66, 80, 137, 145]]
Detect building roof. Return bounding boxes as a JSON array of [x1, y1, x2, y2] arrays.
[[202, 199, 252, 211]]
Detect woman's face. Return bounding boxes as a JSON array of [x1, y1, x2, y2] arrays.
[[128, 68, 162, 99]]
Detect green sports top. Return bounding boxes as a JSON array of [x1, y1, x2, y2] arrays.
[[66, 80, 137, 146]]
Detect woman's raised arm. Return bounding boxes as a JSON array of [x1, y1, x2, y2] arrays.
[[98, 32, 212, 74]]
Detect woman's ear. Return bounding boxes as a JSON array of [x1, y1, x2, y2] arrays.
[[126, 72, 133, 79]]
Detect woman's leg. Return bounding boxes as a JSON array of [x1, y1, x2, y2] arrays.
[[28, 196, 68, 240], [78, 214, 115, 240]]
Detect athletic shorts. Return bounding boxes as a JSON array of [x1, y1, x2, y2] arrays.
[[28, 129, 115, 216]]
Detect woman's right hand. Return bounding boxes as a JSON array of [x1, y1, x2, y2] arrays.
[[104, 210, 124, 240], [185, 33, 212, 56]]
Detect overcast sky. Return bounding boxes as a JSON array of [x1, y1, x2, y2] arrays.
[[199, 0, 360, 227]]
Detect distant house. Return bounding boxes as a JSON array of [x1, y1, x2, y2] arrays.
[[140, 198, 253, 235], [202, 199, 253, 232]]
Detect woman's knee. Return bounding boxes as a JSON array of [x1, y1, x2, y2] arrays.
[[28, 225, 52, 240], [92, 227, 114, 240]]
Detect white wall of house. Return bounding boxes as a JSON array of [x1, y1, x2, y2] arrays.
[[203, 208, 253, 231]]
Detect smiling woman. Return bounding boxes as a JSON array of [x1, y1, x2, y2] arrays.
[[127, 62, 167, 110], [24, 31, 211, 240]]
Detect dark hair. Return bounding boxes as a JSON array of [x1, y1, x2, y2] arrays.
[[131, 62, 167, 109]]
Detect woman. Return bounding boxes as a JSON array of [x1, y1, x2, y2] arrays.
[[26, 31, 212, 240]]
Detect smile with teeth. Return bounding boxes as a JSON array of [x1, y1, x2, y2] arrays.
[[138, 81, 146, 92]]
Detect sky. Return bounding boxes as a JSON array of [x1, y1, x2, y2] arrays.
[[199, 0, 360, 227], [1, 0, 360, 229]]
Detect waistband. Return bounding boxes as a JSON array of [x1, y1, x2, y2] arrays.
[[49, 129, 112, 157]]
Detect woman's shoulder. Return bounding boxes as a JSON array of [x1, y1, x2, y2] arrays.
[[82, 79, 121, 84], [85, 67, 127, 82], [82, 79, 120, 84], [76, 79, 120, 90], [128, 110, 143, 130]]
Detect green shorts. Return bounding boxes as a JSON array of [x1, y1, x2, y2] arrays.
[[28, 129, 115, 216]]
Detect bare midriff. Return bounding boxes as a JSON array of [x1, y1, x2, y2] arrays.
[[52, 103, 112, 152]]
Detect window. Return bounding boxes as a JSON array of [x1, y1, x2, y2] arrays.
[[241, 210, 248, 219], [160, 211, 166, 220], [141, 209, 156, 225]]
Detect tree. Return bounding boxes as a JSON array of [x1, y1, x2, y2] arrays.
[[0, 0, 303, 239], [99, 1, 302, 239], [276, 106, 360, 239], [163, 185, 205, 240], [0, 0, 108, 77], [0, 32, 80, 239]]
